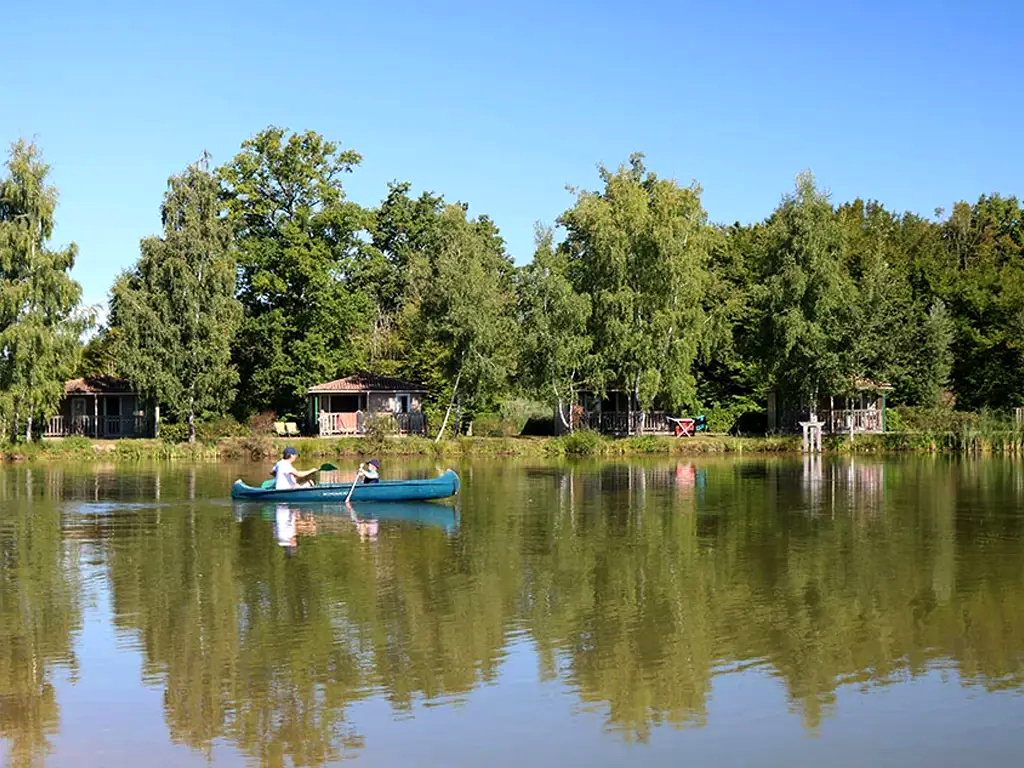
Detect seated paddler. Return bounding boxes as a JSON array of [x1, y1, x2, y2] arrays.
[[272, 447, 317, 490], [355, 458, 381, 484]]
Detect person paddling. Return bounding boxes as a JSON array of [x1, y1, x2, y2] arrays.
[[272, 447, 317, 490], [354, 458, 381, 484]]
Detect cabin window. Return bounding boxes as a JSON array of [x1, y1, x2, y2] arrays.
[[329, 394, 360, 413], [396, 393, 411, 414]]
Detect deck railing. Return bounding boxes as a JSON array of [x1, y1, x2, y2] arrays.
[[581, 411, 671, 435], [45, 415, 149, 438], [318, 410, 426, 437]]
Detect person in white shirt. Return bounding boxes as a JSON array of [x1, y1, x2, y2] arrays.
[[272, 447, 317, 490]]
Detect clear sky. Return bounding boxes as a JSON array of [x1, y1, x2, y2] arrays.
[[2, 0, 1021, 317]]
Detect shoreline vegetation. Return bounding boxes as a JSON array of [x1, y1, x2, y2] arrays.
[[4, 132, 1024, 460], [7, 425, 1024, 463]]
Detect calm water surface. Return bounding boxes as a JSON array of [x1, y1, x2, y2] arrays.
[[2, 456, 1024, 766]]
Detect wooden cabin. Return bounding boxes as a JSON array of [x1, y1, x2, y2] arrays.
[[44, 375, 158, 439], [307, 373, 428, 436], [767, 378, 893, 435], [554, 389, 675, 436]]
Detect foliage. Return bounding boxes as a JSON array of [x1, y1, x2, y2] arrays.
[[403, 201, 520, 427], [518, 224, 592, 428], [195, 416, 248, 441], [751, 173, 860, 408], [109, 155, 241, 442], [560, 154, 712, 413], [218, 127, 373, 418], [0, 139, 89, 441], [159, 422, 190, 444], [247, 410, 277, 436]]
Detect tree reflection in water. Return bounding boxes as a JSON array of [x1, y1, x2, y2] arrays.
[[2, 458, 1024, 765]]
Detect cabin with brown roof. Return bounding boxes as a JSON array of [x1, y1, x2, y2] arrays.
[[307, 373, 428, 436], [44, 375, 158, 439]]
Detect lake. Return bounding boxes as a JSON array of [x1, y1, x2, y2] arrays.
[[2, 455, 1024, 766]]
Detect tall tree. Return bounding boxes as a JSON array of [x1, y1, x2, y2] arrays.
[[938, 195, 1024, 409], [751, 172, 859, 414], [518, 224, 592, 430], [0, 139, 87, 440], [404, 203, 519, 435], [109, 154, 241, 442], [218, 127, 372, 418], [560, 154, 712, 419]]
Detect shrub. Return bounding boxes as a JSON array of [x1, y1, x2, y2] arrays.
[[560, 429, 603, 456], [248, 411, 277, 435], [159, 422, 189, 443], [472, 412, 519, 437], [197, 416, 247, 441], [499, 398, 550, 430]]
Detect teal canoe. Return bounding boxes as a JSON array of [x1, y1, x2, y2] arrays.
[[230, 468, 461, 502]]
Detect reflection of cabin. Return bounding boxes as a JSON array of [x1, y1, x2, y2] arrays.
[[767, 378, 892, 435], [307, 373, 427, 436], [44, 375, 158, 439], [554, 389, 674, 436]]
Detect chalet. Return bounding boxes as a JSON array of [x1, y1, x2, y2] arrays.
[[767, 378, 893, 435], [44, 375, 158, 439], [307, 373, 427, 436], [554, 389, 677, 436]]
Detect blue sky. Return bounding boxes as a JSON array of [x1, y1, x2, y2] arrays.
[[2, 0, 1021, 316]]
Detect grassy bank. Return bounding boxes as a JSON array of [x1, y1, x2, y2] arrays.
[[2, 433, 801, 462], [7, 427, 1024, 463]]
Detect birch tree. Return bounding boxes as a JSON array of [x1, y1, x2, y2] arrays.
[[559, 154, 712, 424], [0, 139, 87, 440], [110, 155, 241, 442]]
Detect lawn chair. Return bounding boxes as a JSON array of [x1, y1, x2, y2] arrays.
[[274, 422, 288, 437], [668, 414, 708, 438], [285, 422, 300, 437]]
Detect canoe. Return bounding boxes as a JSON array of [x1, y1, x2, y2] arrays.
[[230, 468, 461, 502]]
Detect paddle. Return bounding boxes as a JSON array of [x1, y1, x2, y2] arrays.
[[345, 463, 365, 502], [261, 463, 340, 489]]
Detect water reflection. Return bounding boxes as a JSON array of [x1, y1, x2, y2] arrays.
[[2, 458, 1024, 765], [0, 500, 81, 768]]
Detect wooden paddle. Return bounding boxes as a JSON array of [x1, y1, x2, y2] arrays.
[[261, 463, 340, 489], [345, 463, 365, 502]]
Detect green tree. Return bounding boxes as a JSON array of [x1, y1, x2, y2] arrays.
[[938, 195, 1024, 409], [403, 204, 519, 436], [752, 172, 859, 413], [518, 223, 592, 429], [0, 139, 88, 441], [109, 155, 241, 442], [349, 183, 447, 377], [218, 127, 372, 418], [560, 154, 712, 421]]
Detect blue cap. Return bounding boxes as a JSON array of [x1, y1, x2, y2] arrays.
[[368, 458, 379, 467], [283, 447, 298, 458]]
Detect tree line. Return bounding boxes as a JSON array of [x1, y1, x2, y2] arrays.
[[1, 129, 1022, 441]]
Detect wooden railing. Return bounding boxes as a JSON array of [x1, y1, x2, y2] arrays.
[[581, 411, 672, 435], [318, 410, 427, 436], [45, 415, 148, 438], [824, 408, 883, 434]]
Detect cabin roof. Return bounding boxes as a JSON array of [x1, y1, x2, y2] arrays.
[[308, 373, 427, 394], [65, 375, 136, 395]]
